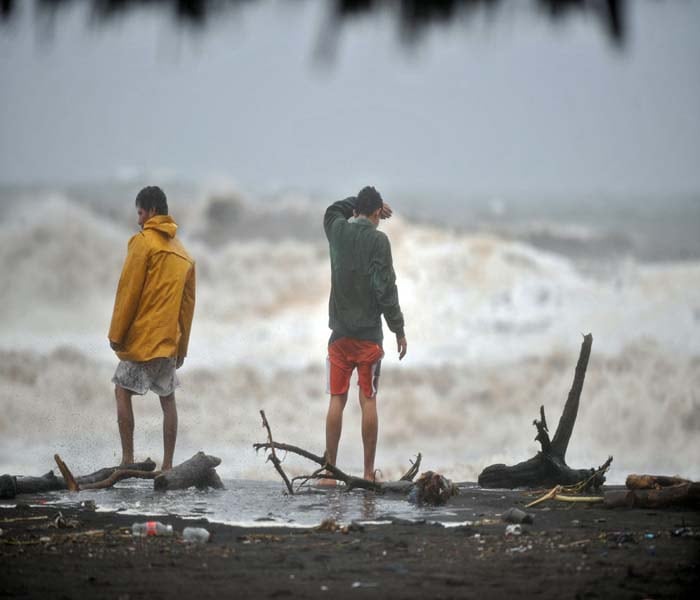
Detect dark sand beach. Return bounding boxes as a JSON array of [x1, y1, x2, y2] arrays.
[[1, 487, 698, 599]]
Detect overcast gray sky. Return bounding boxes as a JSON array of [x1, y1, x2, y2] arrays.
[[1, 0, 699, 198]]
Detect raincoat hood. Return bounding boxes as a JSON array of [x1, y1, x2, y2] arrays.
[[144, 215, 178, 238]]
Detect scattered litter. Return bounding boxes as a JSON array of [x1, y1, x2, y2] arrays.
[[607, 531, 636, 545], [182, 527, 210, 544], [50, 513, 66, 529], [1, 516, 48, 524], [79, 500, 96, 511], [505, 524, 522, 537], [644, 532, 655, 540], [502, 508, 534, 524], [131, 521, 173, 537], [506, 544, 532, 554], [351, 581, 378, 589], [671, 527, 695, 537]]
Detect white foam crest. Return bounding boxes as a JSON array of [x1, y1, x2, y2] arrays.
[[0, 194, 126, 337], [1, 344, 697, 483], [2, 194, 699, 370]]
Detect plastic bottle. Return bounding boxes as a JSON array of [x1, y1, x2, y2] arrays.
[[182, 526, 211, 544], [131, 521, 174, 537]]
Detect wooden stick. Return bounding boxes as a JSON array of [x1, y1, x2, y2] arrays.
[[260, 410, 294, 495], [254, 440, 383, 492], [400, 453, 422, 482], [53, 455, 79, 492], [533, 405, 551, 453], [554, 494, 604, 503], [525, 485, 561, 508]]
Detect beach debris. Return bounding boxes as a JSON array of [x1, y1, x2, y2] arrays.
[[479, 334, 613, 490], [315, 518, 341, 532], [505, 524, 522, 537], [54, 455, 79, 492], [410, 471, 458, 506], [79, 500, 97, 511], [603, 474, 700, 509], [502, 507, 534, 524], [182, 526, 211, 544], [49, 512, 67, 529], [626, 474, 691, 489], [0, 515, 49, 524], [238, 533, 283, 543], [2, 453, 224, 497], [506, 544, 532, 553], [0, 460, 156, 499], [153, 452, 225, 492], [259, 409, 294, 494], [524, 459, 613, 508], [131, 521, 174, 537], [254, 411, 431, 499], [606, 531, 636, 546], [351, 581, 378, 588], [671, 527, 696, 537]]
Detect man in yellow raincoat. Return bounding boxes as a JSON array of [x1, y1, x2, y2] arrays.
[[108, 186, 195, 471]]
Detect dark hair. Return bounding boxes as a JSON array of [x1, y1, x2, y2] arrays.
[[356, 186, 383, 216], [135, 186, 168, 215]]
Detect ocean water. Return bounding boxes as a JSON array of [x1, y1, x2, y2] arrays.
[[0, 479, 482, 528], [0, 183, 699, 488]]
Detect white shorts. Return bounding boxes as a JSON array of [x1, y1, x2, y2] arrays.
[[112, 357, 179, 397]]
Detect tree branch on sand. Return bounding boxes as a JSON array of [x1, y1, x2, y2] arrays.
[[253, 412, 457, 505], [478, 334, 612, 490]]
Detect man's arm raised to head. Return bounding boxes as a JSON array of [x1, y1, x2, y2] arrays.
[[108, 234, 149, 349], [323, 197, 358, 240]]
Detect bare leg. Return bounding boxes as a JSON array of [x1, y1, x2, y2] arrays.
[[159, 393, 178, 471], [322, 391, 348, 485], [358, 389, 378, 481], [115, 385, 134, 466]]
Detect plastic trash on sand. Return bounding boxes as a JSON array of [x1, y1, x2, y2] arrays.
[[182, 526, 211, 544], [132, 521, 174, 537], [505, 524, 522, 537]]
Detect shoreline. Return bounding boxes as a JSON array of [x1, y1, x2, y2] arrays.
[[2, 486, 698, 599]]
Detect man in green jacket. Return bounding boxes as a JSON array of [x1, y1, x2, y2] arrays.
[[323, 186, 407, 483]]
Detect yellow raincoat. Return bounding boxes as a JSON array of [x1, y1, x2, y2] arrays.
[[108, 215, 195, 363]]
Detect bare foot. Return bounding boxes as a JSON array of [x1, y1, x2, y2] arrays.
[[316, 478, 337, 487], [364, 469, 382, 482]]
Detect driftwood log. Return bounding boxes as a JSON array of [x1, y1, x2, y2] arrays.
[[0, 460, 156, 499], [1, 452, 224, 497], [478, 334, 610, 490], [604, 474, 700, 508], [153, 451, 224, 491]]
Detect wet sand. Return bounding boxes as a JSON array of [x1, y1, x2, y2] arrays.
[[1, 487, 698, 599]]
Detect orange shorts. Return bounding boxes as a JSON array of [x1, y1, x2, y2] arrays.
[[327, 337, 384, 399]]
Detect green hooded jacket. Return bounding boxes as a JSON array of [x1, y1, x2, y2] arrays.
[[324, 197, 405, 345]]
